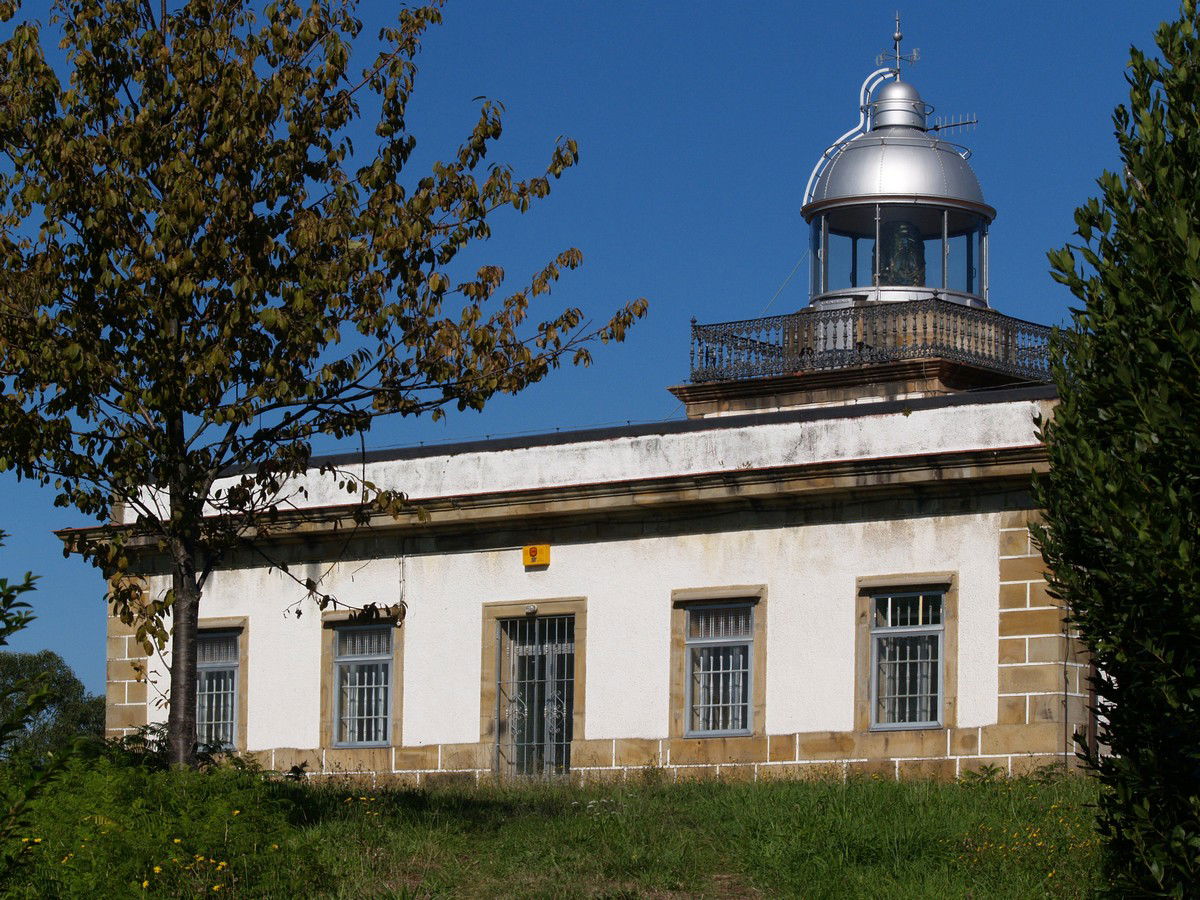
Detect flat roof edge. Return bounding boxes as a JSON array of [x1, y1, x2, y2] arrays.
[[311, 383, 1057, 468]]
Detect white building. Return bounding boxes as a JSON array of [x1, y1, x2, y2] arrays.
[[96, 56, 1089, 784]]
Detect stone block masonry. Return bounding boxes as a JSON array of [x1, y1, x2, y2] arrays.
[[995, 512, 1090, 752], [245, 722, 1076, 787], [105, 612, 150, 739]]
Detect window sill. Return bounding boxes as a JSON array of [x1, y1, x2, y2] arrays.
[[869, 722, 943, 732]]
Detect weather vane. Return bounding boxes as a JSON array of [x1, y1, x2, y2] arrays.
[[876, 11, 920, 79]]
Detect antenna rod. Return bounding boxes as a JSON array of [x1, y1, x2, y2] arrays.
[[893, 12, 902, 80]]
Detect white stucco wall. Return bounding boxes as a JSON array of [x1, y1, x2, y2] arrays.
[[145, 557, 403, 749], [398, 510, 1001, 745], [145, 510, 1002, 747]]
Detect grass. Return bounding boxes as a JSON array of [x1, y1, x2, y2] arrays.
[[6, 757, 1102, 898]]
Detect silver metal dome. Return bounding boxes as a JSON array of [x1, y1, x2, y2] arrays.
[[803, 82, 994, 220], [871, 80, 928, 129], [802, 72, 995, 310]]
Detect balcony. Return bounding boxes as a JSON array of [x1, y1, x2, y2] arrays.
[[688, 299, 1051, 385]]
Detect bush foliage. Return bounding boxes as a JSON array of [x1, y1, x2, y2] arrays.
[[0, 530, 65, 882], [1037, 2, 1200, 894]]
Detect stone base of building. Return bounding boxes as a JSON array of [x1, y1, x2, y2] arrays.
[[236, 726, 1081, 788]]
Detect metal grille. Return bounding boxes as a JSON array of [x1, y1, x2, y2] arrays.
[[686, 604, 753, 735], [689, 298, 1051, 384], [336, 626, 392, 746], [198, 633, 237, 664], [196, 632, 238, 748], [496, 615, 575, 777], [689, 605, 752, 640], [338, 627, 391, 657], [872, 592, 943, 727]]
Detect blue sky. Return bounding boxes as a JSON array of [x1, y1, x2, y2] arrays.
[[0, 0, 1180, 693]]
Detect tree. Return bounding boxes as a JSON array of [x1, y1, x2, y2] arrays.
[[0, 650, 104, 761], [0, 537, 41, 759], [0, 531, 56, 879], [0, 0, 647, 766], [1037, 2, 1200, 893]]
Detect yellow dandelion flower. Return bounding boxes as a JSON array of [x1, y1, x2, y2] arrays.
[[32, 838, 41, 844], [271, 844, 279, 851], [153, 866, 162, 874], [142, 880, 149, 889], [212, 886, 222, 892], [173, 838, 182, 844], [231, 810, 240, 816]]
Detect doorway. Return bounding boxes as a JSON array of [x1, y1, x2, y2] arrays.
[[495, 614, 575, 776]]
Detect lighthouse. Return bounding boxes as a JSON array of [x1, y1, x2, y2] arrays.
[[675, 26, 1050, 419], [803, 67, 993, 309]]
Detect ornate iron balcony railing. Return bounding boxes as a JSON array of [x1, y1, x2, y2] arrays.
[[688, 299, 1051, 384]]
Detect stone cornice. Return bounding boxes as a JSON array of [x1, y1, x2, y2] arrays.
[[668, 359, 1050, 419], [58, 444, 1047, 557]]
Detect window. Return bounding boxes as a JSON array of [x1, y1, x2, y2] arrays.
[[320, 610, 404, 751], [669, 589, 765, 740], [196, 630, 239, 749], [871, 589, 944, 729], [333, 625, 392, 746], [685, 603, 753, 736]]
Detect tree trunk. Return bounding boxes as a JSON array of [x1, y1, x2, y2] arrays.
[[165, 394, 201, 768], [166, 544, 202, 767]]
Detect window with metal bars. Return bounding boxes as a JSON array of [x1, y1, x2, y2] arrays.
[[871, 590, 944, 729], [334, 625, 392, 746], [196, 631, 238, 749], [685, 603, 753, 736]]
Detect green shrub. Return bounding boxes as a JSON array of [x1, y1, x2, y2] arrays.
[[4, 755, 315, 896], [0, 529, 66, 883], [1038, 2, 1200, 893]]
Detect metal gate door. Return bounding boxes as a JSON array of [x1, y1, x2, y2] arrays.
[[496, 614, 575, 776]]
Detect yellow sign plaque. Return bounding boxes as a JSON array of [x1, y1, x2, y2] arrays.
[[522, 544, 550, 567]]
